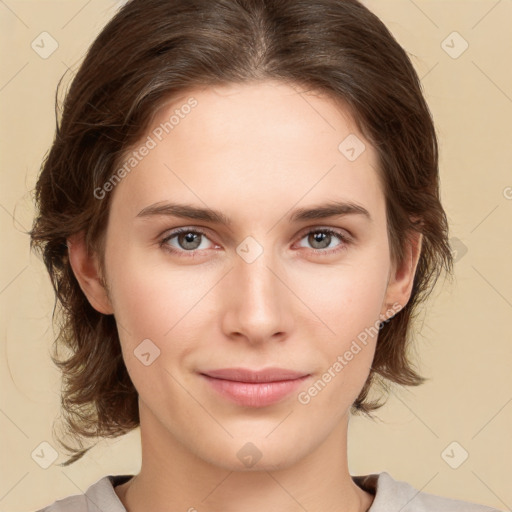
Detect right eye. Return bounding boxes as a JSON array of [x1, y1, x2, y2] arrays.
[[159, 227, 219, 257]]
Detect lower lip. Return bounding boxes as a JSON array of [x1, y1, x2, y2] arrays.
[[201, 374, 310, 407]]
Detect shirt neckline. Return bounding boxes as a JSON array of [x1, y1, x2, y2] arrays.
[[107, 473, 379, 511]]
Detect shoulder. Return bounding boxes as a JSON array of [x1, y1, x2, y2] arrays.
[[34, 474, 132, 512], [353, 471, 503, 512]]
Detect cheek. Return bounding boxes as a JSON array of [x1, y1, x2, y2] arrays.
[[290, 255, 388, 396], [105, 262, 199, 399], [104, 249, 225, 390], [106, 248, 209, 337], [289, 252, 390, 337]]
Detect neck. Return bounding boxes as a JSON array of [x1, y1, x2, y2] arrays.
[[115, 402, 374, 512]]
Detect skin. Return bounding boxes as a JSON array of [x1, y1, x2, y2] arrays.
[[68, 80, 422, 512]]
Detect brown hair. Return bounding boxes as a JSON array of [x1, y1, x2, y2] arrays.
[[30, 0, 453, 465]]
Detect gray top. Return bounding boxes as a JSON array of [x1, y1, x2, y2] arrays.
[[35, 471, 503, 511]]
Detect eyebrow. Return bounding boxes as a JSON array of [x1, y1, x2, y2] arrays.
[[136, 200, 372, 225]]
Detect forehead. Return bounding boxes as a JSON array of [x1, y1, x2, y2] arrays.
[[153, 80, 364, 162], [109, 80, 384, 224]]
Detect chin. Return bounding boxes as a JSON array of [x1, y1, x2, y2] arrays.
[[191, 432, 316, 473]]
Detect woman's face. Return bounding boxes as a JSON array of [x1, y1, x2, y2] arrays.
[[97, 80, 408, 470]]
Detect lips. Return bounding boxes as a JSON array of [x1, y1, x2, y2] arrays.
[[201, 367, 309, 382], [199, 367, 311, 407]]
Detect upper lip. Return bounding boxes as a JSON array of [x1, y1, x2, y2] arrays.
[[200, 367, 309, 383]]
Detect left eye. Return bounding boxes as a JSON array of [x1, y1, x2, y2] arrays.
[[297, 229, 348, 252]]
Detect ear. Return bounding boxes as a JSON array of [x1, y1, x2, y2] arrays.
[[67, 232, 114, 315], [381, 230, 423, 317]]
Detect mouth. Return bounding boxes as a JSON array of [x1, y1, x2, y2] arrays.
[[199, 367, 311, 407]]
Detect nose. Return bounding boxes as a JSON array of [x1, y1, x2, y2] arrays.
[[220, 243, 294, 345]]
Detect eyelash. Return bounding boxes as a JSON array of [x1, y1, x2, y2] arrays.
[[159, 227, 352, 258]]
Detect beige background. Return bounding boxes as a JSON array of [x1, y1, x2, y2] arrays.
[[1, 0, 511, 510]]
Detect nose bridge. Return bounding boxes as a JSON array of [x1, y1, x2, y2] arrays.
[[235, 237, 279, 307], [223, 236, 291, 341]]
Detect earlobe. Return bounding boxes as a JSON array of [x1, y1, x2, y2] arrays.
[[67, 232, 114, 315], [382, 231, 423, 316]]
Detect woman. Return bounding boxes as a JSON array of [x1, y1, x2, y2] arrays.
[[30, 0, 500, 510]]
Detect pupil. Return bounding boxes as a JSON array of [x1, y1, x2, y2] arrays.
[[180, 232, 200, 249], [310, 232, 330, 249]]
